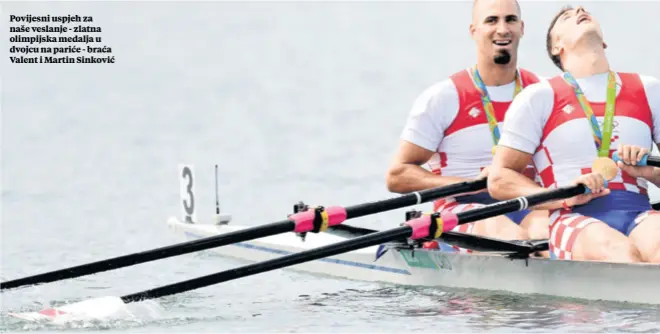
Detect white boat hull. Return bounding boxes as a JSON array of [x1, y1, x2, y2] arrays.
[[167, 217, 660, 305]]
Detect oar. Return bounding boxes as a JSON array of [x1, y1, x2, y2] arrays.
[[613, 152, 660, 210], [7, 182, 587, 323], [328, 224, 548, 254], [612, 152, 660, 167], [1, 178, 487, 291]]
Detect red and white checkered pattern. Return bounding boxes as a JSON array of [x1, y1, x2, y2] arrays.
[[549, 209, 660, 260], [533, 134, 649, 195], [432, 199, 486, 253], [531, 74, 653, 196], [533, 145, 557, 188], [548, 210, 599, 260]]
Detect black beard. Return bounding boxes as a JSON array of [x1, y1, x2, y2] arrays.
[[493, 50, 511, 65]]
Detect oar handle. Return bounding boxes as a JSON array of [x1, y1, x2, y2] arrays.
[[612, 152, 660, 167], [404, 183, 588, 239]]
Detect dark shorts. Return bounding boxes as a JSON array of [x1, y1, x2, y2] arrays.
[[548, 190, 657, 260], [570, 190, 652, 236]]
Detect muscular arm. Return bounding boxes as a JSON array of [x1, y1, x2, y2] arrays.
[[486, 81, 565, 210], [386, 140, 468, 193], [487, 146, 563, 210], [387, 80, 468, 193]]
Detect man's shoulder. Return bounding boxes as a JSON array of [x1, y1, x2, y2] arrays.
[[610, 71, 658, 85], [615, 72, 660, 98], [507, 79, 555, 116], [518, 77, 554, 97], [637, 73, 660, 87], [413, 77, 460, 106], [421, 77, 457, 94], [518, 68, 561, 83], [636, 74, 660, 109]]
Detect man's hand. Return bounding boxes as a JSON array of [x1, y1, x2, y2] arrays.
[[564, 173, 611, 207], [460, 166, 489, 196], [616, 144, 655, 179]]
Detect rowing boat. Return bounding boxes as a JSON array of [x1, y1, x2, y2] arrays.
[[167, 214, 660, 305], [164, 164, 660, 306], [6, 165, 660, 324]]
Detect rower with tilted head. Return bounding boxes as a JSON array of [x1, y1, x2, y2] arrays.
[[488, 5, 660, 263]]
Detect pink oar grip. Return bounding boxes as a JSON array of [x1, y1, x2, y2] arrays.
[[325, 206, 348, 226], [404, 215, 432, 240], [440, 211, 458, 232], [291, 210, 315, 233], [291, 206, 347, 233], [404, 211, 459, 240]]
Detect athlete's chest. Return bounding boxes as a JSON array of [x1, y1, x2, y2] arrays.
[[445, 100, 511, 137], [544, 73, 653, 148], [543, 115, 652, 155], [544, 89, 653, 148]]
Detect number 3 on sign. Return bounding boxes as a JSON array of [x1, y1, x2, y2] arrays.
[[179, 164, 196, 223]]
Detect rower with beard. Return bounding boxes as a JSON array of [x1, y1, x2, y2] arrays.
[[386, 0, 550, 249]]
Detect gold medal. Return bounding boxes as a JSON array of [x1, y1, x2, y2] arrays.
[[491, 146, 497, 156], [592, 157, 618, 180]]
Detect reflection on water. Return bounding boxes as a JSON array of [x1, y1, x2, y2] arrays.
[[301, 286, 660, 332]]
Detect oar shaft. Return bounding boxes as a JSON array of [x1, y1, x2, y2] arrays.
[[647, 156, 660, 166], [0, 221, 294, 290], [403, 183, 588, 240], [119, 226, 413, 303], [455, 184, 586, 225], [344, 178, 486, 219], [117, 183, 583, 303], [1, 179, 486, 291]]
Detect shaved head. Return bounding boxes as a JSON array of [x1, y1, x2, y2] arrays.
[[469, 0, 524, 67], [472, 0, 521, 23]]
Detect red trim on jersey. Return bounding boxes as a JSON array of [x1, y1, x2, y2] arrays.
[[539, 73, 652, 195], [439, 152, 448, 168], [534, 146, 556, 187], [430, 152, 448, 175], [431, 69, 540, 210], [445, 68, 540, 137], [539, 165, 556, 188], [542, 72, 652, 143]]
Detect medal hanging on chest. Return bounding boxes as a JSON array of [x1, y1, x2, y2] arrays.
[[562, 71, 618, 181], [470, 66, 522, 155]]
